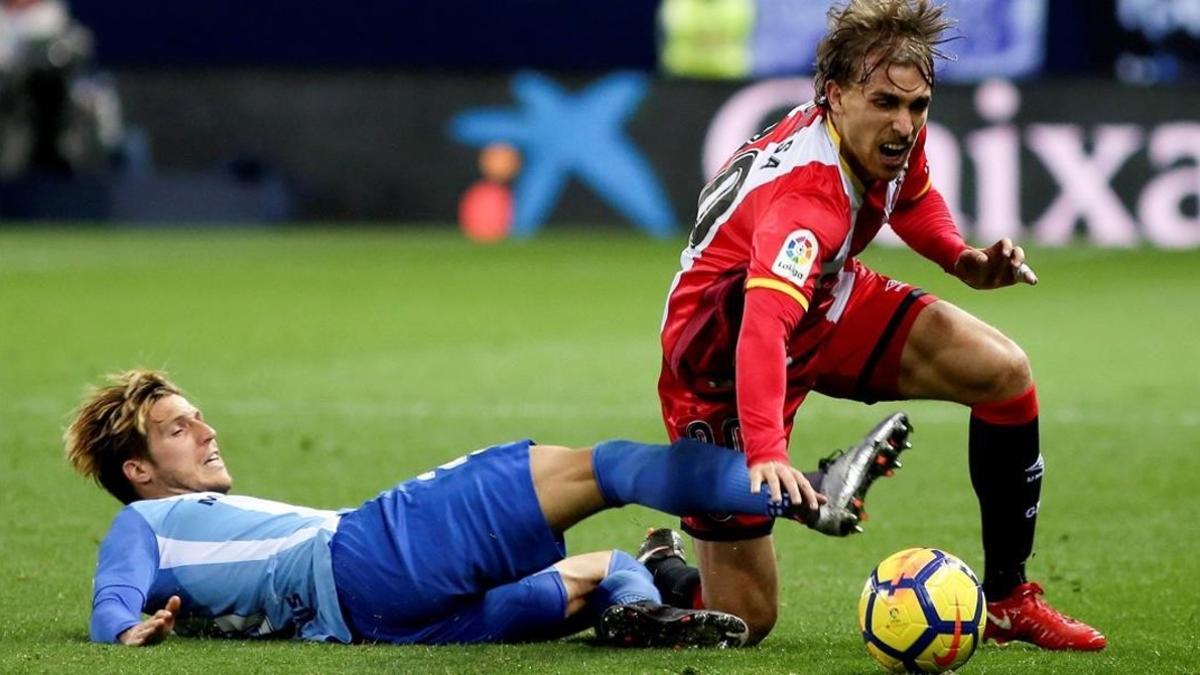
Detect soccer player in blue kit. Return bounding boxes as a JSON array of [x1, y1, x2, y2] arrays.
[[67, 369, 911, 648]]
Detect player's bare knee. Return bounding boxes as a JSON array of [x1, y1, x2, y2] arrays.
[[553, 551, 610, 615], [530, 445, 595, 485], [741, 607, 778, 645], [981, 337, 1032, 401], [930, 315, 1032, 403], [694, 537, 779, 642], [529, 445, 606, 531], [703, 590, 777, 643]]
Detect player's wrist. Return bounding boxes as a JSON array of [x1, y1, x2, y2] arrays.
[[746, 451, 790, 468], [946, 242, 971, 272]]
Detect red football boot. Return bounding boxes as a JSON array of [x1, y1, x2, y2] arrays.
[[984, 581, 1107, 650]]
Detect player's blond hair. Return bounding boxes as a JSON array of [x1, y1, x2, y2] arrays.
[[65, 369, 183, 504], [815, 0, 954, 106]]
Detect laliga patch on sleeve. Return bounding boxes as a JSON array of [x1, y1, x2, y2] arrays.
[[771, 229, 819, 287]]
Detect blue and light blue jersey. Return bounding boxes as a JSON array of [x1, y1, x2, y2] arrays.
[[91, 440, 580, 645], [91, 493, 350, 643]]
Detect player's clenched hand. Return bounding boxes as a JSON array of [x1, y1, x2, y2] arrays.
[[748, 461, 825, 512], [953, 238, 1038, 289], [118, 595, 181, 646]]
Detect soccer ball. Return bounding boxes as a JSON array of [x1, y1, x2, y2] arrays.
[[858, 548, 987, 673]]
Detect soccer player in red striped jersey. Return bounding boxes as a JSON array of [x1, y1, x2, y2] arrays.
[[646, 0, 1105, 652]]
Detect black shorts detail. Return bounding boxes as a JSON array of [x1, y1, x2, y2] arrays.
[[680, 516, 776, 542]]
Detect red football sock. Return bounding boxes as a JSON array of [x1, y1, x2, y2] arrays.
[[971, 385, 1038, 425]]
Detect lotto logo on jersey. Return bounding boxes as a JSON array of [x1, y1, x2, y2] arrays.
[[772, 229, 818, 286]]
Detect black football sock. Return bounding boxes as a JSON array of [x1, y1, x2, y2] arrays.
[[969, 411, 1041, 601], [643, 555, 701, 609]]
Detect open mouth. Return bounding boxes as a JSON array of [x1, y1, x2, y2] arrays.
[[204, 452, 223, 466], [879, 142, 909, 160]]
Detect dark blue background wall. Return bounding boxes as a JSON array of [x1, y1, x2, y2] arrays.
[[69, 1, 1130, 75], [70, 0, 660, 69]]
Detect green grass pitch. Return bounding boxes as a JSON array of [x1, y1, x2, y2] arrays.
[[1, 227, 1198, 674]]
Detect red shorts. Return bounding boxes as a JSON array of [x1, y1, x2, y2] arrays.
[[658, 261, 937, 541]]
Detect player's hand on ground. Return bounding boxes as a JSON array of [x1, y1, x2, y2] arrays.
[[748, 460, 825, 512], [953, 238, 1038, 289], [118, 595, 180, 646]]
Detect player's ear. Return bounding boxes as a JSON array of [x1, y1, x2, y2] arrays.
[[826, 81, 845, 114], [123, 458, 154, 488]]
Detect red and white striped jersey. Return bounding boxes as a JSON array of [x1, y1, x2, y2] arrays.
[[660, 102, 964, 465], [663, 102, 932, 348]]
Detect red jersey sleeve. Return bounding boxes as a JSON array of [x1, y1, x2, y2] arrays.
[[746, 184, 848, 307], [889, 127, 968, 272], [737, 188, 848, 466], [890, 186, 968, 273]]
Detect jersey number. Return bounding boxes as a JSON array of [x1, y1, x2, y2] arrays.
[[690, 150, 758, 248]]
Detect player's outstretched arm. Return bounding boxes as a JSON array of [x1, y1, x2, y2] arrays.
[[736, 288, 822, 512], [953, 238, 1038, 289], [117, 596, 180, 646], [90, 508, 161, 642]]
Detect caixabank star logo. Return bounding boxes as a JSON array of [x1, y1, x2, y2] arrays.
[[449, 71, 676, 242]]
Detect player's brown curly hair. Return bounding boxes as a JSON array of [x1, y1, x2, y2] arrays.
[[814, 0, 954, 107], [65, 369, 183, 504]]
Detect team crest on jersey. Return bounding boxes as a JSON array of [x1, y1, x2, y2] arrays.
[[773, 229, 818, 286]]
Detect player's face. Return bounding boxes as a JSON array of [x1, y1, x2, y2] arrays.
[[132, 394, 232, 499], [826, 59, 931, 183]]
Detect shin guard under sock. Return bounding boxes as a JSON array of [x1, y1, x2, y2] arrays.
[[969, 386, 1042, 599], [593, 439, 815, 610], [591, 439, 803, 518]]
